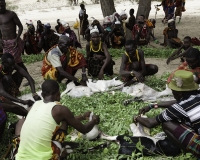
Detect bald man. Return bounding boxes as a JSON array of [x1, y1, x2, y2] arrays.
[[41, 35, 88, 85]]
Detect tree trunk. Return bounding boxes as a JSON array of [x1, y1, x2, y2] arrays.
[[136, 0, 151, 19], [100, 0, 116, 17]]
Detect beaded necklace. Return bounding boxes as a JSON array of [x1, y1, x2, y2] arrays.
[[90, 41, 102, 52]]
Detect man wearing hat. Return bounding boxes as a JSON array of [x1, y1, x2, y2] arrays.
[[136, 70, 200, 158], [161, 19, 182, 48]]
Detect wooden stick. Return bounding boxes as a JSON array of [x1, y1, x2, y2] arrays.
[[76, 18, 81, 43]]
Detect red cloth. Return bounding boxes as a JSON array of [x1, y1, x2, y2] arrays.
[[132, 24, 148, 40]]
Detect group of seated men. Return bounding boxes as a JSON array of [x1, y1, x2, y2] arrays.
[[1, 1, 200, 159], [22, 7, 184, 58]]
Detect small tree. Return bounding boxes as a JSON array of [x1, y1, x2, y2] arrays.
[[136, 0, 151, 19], [100, 0, 116, 17]]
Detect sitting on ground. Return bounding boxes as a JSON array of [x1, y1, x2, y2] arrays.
[[167, 48, 200, 84], [16, 79, 100, 160], [161, 19, 182, 48], [86, 27, 114, 79], [166, 36, 192, 64], [0, 53, 40, 104], [0, 97, 28, 141], [109, 18, 125, 49], [41, 35, 88, 86], [62, 23, 82, 49], [36, 20, 44, 41], [23, 23, 42, 55], [136, 70, 200, 159], [38, 23, 59, 52], [132, 15, 150, 46], [119, 40, 158, 86]]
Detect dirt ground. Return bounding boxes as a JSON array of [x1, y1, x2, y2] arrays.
[[20, 57, 181, 90]]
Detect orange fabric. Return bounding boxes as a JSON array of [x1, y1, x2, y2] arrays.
[[41, 45, 58, 80], [167, 62, 200, 83], [163, 27, 169, 38], [63, 47, 87, 75], [41, 46, 87, 78], [68, 46, 85, 67]]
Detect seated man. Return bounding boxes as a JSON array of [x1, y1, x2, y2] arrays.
[[167, 48, 200, 84], [119, 10, 128, 37], [86, 27, 114, 79], [23, 24, 42, 55], [62, 23, 82, 49], [0, 53, 40, 104], [119, 40, 158, 86], [167, 36, 192, 64], [0, 97, 28, 141], [85, 19, 104, 42], [16, 79, 100, 160], [143, 16, 158, 42], [38, 23, 59, 52], [36, 20, 44, 40], [41, 35, 88, 85], [161, 19, 182, 48], [132, 15, 150, 46], [102, 19, 112, 48], [55, 19, 62, 33], [136, 70, 200, 159], [109, 20, 125, 49]]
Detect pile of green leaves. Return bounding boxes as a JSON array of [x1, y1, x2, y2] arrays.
[[0, 74, 197, 159], [21, 53, 44, 64], [60, 74, 195, 159]]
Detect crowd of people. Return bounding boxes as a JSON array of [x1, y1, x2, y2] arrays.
[[1, 0, 200, 159]]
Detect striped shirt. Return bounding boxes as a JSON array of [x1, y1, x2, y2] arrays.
[[156, 93, 200, 134], [0, 107, 6, 125]]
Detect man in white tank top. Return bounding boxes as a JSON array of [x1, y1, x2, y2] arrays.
[[16, 79, 100, 160]]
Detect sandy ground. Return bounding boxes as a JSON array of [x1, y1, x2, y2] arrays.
[[6, 0, 199, 89]]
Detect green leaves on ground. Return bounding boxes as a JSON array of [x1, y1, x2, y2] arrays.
[[0, 71, 197, 159], [21, 53, 44, 64]]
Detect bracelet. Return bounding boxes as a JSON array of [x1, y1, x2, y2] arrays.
[[132, 77, 138, 82], [149, 104, 154, 109], [134, 115, 141, 123], [93, 117, 99, 124], [81, 114, 85, 120], [130, 71, 135, 76], [82, 72, 86, 75], [149, 103, 158, 109], [76, 78, 81, 83], [32, 93, 38, 97]]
